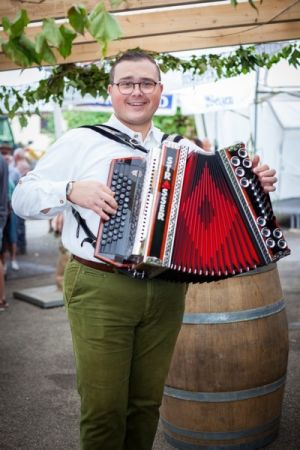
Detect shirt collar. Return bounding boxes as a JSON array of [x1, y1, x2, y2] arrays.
[[106, 114, 163, 147]]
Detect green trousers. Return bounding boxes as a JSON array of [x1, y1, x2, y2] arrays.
[[63, 258, 186, 450]]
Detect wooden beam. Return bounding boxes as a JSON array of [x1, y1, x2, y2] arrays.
[[62, 21, 300, 57], [0, 0, 224, 21], [80, 0, 300, 39], [2, 0, 299, 46], [1, 21, 299, 71]]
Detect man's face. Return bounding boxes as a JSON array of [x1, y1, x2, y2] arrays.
[[0, 146, 13, 163], [108, 59, 163, 135]]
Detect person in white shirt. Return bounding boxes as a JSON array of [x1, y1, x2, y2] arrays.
[[12, 50, 277, 450]]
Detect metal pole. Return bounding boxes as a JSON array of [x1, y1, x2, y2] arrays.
[[253, 67, 259, 155]]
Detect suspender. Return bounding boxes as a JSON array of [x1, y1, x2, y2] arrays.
[[72, 126, 183, 251]]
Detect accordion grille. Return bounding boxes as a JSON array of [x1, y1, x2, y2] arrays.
[[171, 152, 261, 276]]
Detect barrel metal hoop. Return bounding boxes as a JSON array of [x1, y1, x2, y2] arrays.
[[236, 263, 276, 277], [164, 375, 286, 402], [164, 430, 278, 450], [183, 298, 286, 324], [161, 415, 280, 440]]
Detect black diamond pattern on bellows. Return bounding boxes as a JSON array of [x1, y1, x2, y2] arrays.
[[171, 151, 262, 277], [198, 194, 215, 229]]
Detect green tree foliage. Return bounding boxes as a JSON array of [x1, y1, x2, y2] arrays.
[[42, 109, 196, 141], [153, 109, 197, 138], [63, 111, 111, 129]]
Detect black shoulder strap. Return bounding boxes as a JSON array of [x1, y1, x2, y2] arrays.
[[161, 133, 183, 143], [81, 124, 149, 154], [82, 124, 183, 149], [173, 134, 184, 143]]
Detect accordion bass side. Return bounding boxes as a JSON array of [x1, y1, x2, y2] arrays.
[[94, 142, 290, 282]]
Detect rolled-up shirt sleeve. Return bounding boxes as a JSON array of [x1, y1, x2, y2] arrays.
[[11, 129, 85, 220], [12, 173, 68, 219]]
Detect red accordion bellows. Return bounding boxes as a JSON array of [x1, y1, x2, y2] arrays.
[[172, 152, 261, 275]]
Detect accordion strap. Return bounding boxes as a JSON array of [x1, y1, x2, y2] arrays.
[[81, 124, 149, 154], [161, 133, 183, 143], [81, 125, 183, 151]]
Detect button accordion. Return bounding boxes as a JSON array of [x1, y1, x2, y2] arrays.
[[94, 142, 290, 282]]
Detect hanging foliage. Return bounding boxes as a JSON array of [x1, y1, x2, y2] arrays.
[[0, 1, 122, 67], [230, 0, 263, 11], [0, 0, 299, 126]]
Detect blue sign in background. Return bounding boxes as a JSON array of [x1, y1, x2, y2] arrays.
[[79, 94, 174, 111], [159, 95, 173, 110]]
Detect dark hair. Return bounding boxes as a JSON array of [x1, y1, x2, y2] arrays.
[[191, 137, 203, 148], [109, 50, 161, 83], [0, 144, 13, 155]]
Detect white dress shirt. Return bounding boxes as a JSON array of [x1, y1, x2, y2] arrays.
[[12, 115, 201, 261]]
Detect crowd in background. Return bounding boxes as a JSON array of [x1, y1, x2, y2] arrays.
[[0, 144, 30, 311]]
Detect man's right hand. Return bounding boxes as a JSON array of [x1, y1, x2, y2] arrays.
[[68, 180, 118, 220]]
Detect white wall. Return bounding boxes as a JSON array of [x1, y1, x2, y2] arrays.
[[195, 101, 300, 201], [256, 103, 300, 201], [11, 115, 52, 151], [195, 107, 253, 152]]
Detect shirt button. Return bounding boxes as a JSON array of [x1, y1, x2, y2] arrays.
[[18, 179, 22, 184], [60, 200, 64, 204]]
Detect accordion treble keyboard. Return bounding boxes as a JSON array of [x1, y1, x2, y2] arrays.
[[96, 157, 146, 265]]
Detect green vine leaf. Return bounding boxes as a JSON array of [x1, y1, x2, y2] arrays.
[[231, 0, 263, 11], [68, 5, 87, 35], [109, 0, 125, 7], [289, 47, 300, 68], [87, 2, 122, 55], [42, 18, 64, 48], [1, 9, 29, 38], [35, 33, 57, 65], [59, 25, 77, 58], [2, 34, 40, 67], [18, 114, 28, 128]]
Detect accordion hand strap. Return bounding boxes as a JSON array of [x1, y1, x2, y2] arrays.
[[72, 207, 97, 248]]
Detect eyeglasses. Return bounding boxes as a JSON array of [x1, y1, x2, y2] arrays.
[[113, 80, 160, 95]]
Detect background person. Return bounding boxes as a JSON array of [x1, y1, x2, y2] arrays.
[[0, 145, 21, 271], [50, 213, 70, 290], [12, 50, 277, 450], [13, 148, 30, 255], [0, 152, 9, 310], [191, 136, 213, 152]]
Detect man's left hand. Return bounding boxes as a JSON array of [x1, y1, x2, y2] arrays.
[[252, 155, 277, 193]]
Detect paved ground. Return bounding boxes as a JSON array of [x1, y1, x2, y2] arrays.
[[0, 221, 299, 450]]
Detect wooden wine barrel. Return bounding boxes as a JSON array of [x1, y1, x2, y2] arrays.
[[161, 264, 289, 450]]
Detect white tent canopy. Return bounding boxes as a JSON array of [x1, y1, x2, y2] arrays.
[[174, 59, 300, 203]]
